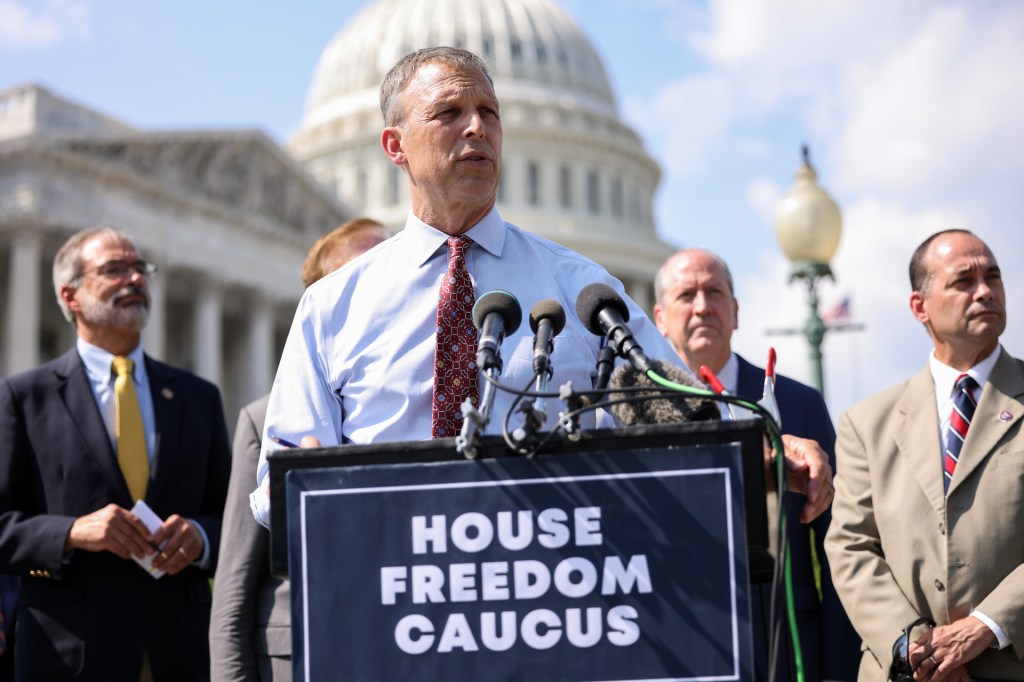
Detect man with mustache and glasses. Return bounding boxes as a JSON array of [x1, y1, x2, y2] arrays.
[[826, 230, 1024, 681], [250, 47, 834, 543], [0, 226, 230, 681]]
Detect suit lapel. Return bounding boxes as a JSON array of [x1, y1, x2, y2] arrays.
[[734, 354, 761, 400], [948, 349, 1024, 495], [54, 348, 132, 503], [894, 366, 946, 515], [143, 355, 180, 507]]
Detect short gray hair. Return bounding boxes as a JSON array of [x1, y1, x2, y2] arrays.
[[380, 47, 493, 127], [52, 225, 135, 324], [654, 248, 736, 305]]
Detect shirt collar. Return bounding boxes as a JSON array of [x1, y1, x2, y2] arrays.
[[402, 205, 506, 267], [928, 344, 1001, 397], [718, 353, 740, 395], [77, 337, 145, 385]]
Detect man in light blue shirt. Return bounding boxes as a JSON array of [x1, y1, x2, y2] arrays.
[[251, 47, 834, 527]]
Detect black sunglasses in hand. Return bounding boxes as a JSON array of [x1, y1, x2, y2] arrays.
[[889, 616, 936, 682]]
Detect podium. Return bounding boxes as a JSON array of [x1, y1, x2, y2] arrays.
[[269, 420, 769, 681]]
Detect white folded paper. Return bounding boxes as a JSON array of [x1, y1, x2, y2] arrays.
[[130, 499, 167, 580]]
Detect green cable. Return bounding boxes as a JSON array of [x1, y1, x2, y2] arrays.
[[646, 369, 805, 682]]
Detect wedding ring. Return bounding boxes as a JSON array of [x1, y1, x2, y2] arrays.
[[928, 655, 939, 665]]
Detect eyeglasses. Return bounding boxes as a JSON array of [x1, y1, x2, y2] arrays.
[[889, 616, 935, 682], [77, 260, 158, 281]]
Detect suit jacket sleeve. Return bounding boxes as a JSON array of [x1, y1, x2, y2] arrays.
[[825, 408, 922, 672], [0, 377, 76, 574], [180, 376, 232, 571], [210, 400, 268, 680]]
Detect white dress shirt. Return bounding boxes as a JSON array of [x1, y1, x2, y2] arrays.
[[250, 207, 677, 526], [927, 344, 1008, 649]]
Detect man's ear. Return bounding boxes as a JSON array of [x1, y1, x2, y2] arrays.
[[653, 304, 667, 336], [381, 127, 406, 165], [61, 284, 80, 316], [909, 291, 929, 325], [733, 298, 740, 331]]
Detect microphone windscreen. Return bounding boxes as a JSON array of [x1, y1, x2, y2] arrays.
[[529, 299, 567, 335], [472, 290, 522, 334], [608, 359, 721, 426], [575, 283, 629, 336]]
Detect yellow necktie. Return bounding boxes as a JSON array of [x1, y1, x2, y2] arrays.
[[112, 356, 149, 501]]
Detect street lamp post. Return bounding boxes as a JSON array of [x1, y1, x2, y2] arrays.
[[768, 146, 860, 396]]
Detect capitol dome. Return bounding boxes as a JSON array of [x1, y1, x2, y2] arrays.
[[290, 0, 670, 311]]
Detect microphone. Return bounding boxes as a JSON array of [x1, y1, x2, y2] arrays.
[[529, 299, 566, 376], [575, 283, 653, 374], [472, 290, 522, 373], [594, 345, 617, 391], [608, 359, 721, 426]]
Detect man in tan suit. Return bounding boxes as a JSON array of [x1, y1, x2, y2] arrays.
[[826, 229, 1024, 681]]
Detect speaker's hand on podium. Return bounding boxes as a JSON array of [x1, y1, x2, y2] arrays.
[[774, 434, 834, 523], [262, 435, 323, 503]]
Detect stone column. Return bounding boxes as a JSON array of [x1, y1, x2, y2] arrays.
[[242, 295, 275, 405], [627, 277, 653, 317], [5, 231, 42, 374], [192, 279, 223, 386], [142, 271, 166, 361]]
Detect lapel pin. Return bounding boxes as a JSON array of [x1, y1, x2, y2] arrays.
[[162, 388, 174, 400], [998, 410, 1013, 422]]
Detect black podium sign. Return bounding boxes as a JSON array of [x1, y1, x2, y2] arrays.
[[287, 442, 755, 681]]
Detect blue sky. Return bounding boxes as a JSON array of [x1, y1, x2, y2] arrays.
[[3, 0, 1022, 418]]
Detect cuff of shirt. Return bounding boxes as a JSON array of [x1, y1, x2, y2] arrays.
[[250, 484, 271, 530], [970, 610, 1010, 649], [188, 518, 211, 569]]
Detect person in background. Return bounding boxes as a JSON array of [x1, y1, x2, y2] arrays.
[[654, 248, 860, 681], [0, 226, 231, 681], [826, 229, 1024, 680], [210, 218, 389, 681]]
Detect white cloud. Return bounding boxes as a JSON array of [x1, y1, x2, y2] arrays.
[[625, 72, 736, 177], [0, 0, 90, 50], [745, 177, 782, 227], [835, 3, 1024, 200]]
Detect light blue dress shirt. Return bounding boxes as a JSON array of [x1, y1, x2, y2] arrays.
[[77, 338, 211, 567], [250, 208, 679, 526]]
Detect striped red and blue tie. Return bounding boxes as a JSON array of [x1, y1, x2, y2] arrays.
[[944, 373, 978, 493]]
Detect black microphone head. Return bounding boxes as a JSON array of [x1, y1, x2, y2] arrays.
[[608, 359, 721, 426], [529, 299, 567, 335], [575, 283, 629, 336], [472, 290, 522, 334]]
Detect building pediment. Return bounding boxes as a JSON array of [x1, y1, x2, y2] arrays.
[[40, 130, 347, 238]]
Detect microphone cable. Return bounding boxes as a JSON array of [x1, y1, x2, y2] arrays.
[[645, 368, 804, 682], [479, 364, 805, 681]]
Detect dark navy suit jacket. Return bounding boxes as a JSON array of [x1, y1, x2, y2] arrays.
[[0, 347, 231, 681], [736, 353, 861, 681]]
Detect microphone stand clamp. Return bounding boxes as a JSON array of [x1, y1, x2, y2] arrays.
[[456, 399, 485, 459], [557, 381, 585, 442]]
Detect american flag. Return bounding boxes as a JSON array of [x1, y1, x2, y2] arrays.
[[822, 296, 851, 325]]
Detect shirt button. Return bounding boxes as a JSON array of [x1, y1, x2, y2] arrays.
[[934, 579, 945, 592], [938, 522, 945, 535]]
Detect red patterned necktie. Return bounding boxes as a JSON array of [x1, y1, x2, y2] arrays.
[[944, 373, 978, 493], [432, 236, 478, 438]]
